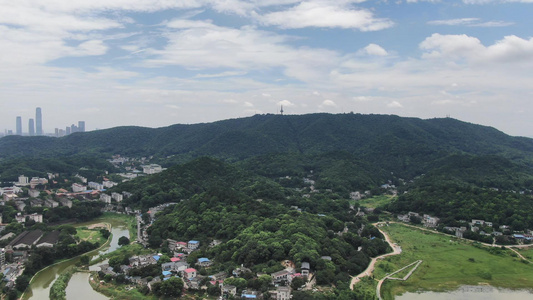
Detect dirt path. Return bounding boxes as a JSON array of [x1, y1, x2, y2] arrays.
[[350, 222, 402, 289], [350, 221, 532, 291], [376, 260, 423, 300]]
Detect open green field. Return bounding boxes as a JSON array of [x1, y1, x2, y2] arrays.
[[516, 246, 533, 261], [356, 195, 395, 208], [375, 223, 533, 300], [75, 228, 107, 244]]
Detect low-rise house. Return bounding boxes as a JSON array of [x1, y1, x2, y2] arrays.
[[271, 270, 291, 284], [14, 200, 26, 211], [241, 290, 259, 299], [197, 257, 213, 267], [209, 271, 227, 281], [221, 284, 237, 297], [28, 189, 40, 198], [59, 198, 73, 208], [271, 286, 291, 300], [0, 232, 15, 241], [188, 276, 204, 289], [183, 268, 197, 279], [30, 199, 44, 207], [15, 213, 43, 224], [301, 262, 310, 277], [103, 181, 118, 188], [44, 199, 59, 208], [148, 277, 161, 291], [233, 266, 252, 277], [188, 240, 200, 249]]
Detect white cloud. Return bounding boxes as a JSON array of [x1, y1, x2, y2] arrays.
[[244, 101, 254, 107], [146, 22, 339, 83], [278, 100, 295, 107], [428, 18, 513, 27], [387, 101, 403, 108], [259, 2, 393, 30], [321, 99, 338, 107], [428, 18, 479, 26], [361, 43, 388, 56], [420, 33, 533, 64]]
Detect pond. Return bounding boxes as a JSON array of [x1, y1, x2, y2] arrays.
[[396, 285, 533, 300], [24, 220, 130, 300]]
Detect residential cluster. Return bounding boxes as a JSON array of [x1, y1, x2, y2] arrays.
[[98, 236, 312, 299], [396, 212, 533, 244]]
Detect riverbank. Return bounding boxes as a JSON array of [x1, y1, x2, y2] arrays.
[[374, 223, 533, 300], [21, 223, 113, 300], [22, 213, 136, 300]]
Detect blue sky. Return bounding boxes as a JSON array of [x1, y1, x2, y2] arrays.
[[1, 0, 532, 137]]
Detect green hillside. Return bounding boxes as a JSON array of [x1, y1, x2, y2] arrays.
[[1, 113, 532, 182]]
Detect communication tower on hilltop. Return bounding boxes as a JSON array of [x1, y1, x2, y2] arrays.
[[280, 105, 284, 115]]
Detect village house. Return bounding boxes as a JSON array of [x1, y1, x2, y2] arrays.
[[28, 189, 40, 198], [271, 269, 291, 284], [59, 198, 73, 208], [271, 286, 291, 300], [197, 257, 213, 267], [30, 199, 44, 207], [233, 266, 252, 277], [44, 199, 59, 208], [221, 284, 237, 297], [183, 268, 197, 279], [301, 262, 310, 277], [188, 240, 200, 249]]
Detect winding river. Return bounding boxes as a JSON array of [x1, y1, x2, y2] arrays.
[[23, 218, 130, 300]]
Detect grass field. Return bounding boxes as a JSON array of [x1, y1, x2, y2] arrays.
[[355, 195, 395, 208], [75, 228, 107, 244], [375, 223, 533, 300], [515, 246, 533, 262]]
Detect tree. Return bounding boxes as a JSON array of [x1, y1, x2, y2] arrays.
[[79, 255, 90, 265], [16, 275, 30, 292], [118, 236, 130, 246], [291, 276, 306, 290], [100, 228, 111, 239], [159, 277, 184, 297]]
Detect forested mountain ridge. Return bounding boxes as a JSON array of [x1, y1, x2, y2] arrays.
[[1, 113, 533, 181]]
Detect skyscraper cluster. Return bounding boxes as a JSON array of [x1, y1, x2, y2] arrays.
[[4, 107, 86, 137], [54, 121, 86, 137]]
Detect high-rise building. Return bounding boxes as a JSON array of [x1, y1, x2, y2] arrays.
[[66, 126, 71, 135], [78, 121, 85, 132], [36, 107, 43, 135], [16, 116, 22, 135], [28, 118, 35, 136], [71, 124, 78, 133]]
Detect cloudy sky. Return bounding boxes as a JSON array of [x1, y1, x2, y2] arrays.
[[1, 0, 532, 137]]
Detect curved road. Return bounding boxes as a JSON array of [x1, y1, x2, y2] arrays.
[[350, 222, 401, 289], [350, 221, 533, 290]]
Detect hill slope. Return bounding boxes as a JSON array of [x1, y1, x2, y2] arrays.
[[1, 113, 532, 180]]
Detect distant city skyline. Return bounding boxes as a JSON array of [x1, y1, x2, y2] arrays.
[[0, 1, 532, 137], [4, 107, 85, 136]]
